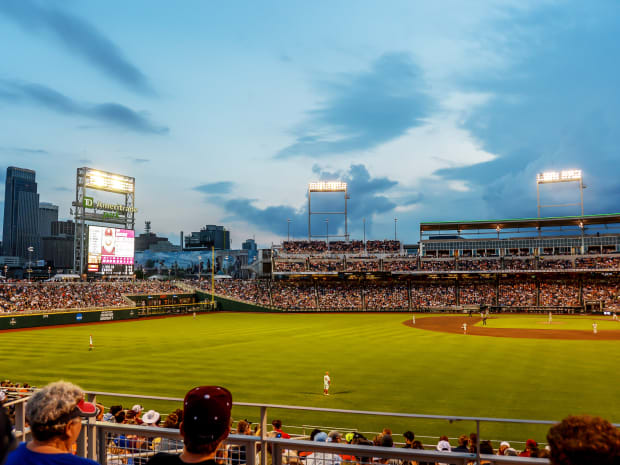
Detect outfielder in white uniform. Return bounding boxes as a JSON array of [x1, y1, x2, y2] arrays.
[[462, 323, 467, 334], [412, 313, 416, 325], [593, 322, 598, 334], [89, 335, 94, 351], [323, 372, 331, 395]]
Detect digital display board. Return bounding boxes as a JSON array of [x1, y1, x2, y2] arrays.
[[88, 226, 135, 274]]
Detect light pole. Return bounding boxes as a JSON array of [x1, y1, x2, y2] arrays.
[[325, 219, 329, 250], [198, 255, 202, 280], [287, 219, 291, 242], [394, 218, 398, 241], [363, 218, 366, 253], [27, 246, 34, 281], [48, 266, 51, 281]]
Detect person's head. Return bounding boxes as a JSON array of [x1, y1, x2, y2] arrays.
[[525, 439, 539, 455], [547, 415, 620, 465], [310, 429, 322, 441], [458, 434, 468, 447], [114, 410, 126, 423], [109, 405, 123, 416], [328, 430, 342, 443], [25, 381, 97, 445], [436, 436, 451, 452], [411, 440, 424, 450], [382, 428, 392, 436], [180, 386, 232, 456], [142, 410, 161, 426], [498, 441, 510, 455], [163, 412, 179, 429], [314, 432, 328, 442], [480, 440, 494, 455], [272, 419, 282, 430], [237, 419, 251, 434], [403, 431, 415, 444], [1, 406, 15, 465], [380, 434, 393, 448]]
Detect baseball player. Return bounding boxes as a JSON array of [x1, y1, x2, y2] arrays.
[[89, 335, 94, 351], [412, 313, 416, 325], [593, 322, 598, 334], [613, 312, 618, 321], [462, 323, 467, 334], [548, 312, 553, 324], [323, 371, 331, 395]]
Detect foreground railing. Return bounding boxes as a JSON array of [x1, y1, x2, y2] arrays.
[[5, 391, 562, 465], [92, 422, 550, 465]]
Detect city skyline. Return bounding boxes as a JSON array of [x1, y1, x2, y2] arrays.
[[1, 1, 620, 248]]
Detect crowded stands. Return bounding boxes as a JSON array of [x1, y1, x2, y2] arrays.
[[0, 281, 185, 313]]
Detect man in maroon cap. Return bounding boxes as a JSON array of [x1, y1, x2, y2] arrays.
[[147, 386, 232, 464]]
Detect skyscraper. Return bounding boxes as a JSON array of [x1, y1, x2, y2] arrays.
[[39, 202, 59, 237], [2, 167, 40, 259]]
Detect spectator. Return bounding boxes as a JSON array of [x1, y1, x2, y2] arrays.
[[146, 385, 232, 464], [519, 439, 539, 457], [5, 380, 99, 465], [1, 405, 15, 465], [451, 435, 469, 453], [497, 441, 510, 455], [272, 420, 291, 439], [479, 441, 494, 463], [546, 415, 620, 465], [435, 436, 451, 465], [305, 432, 340, 465], [142, 410, 161, 426], [409, 440, 431, 465]]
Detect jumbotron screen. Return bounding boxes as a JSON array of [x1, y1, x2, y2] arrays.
[[87, 226, 135, 274]]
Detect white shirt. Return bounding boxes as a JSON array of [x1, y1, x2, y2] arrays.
[[324, 375, 330, 388]]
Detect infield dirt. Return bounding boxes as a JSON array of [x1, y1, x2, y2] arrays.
[[405, 315, 620, 340]]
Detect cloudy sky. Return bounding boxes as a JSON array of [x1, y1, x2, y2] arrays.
[[1, 0, 619, 248]]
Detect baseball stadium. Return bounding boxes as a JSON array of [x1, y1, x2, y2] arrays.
[[2, 171, 620, 464]]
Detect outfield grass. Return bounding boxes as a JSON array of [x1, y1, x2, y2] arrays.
[[2, 312, 619, 444], [476, 314, 620, 330]]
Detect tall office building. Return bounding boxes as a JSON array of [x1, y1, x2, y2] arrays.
[[2, 167, 40, 259], [39, 202, 59, 237]]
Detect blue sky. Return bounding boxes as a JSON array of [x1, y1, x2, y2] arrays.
[[1, 0, 619, 248]]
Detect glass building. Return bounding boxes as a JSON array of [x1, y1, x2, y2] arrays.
[[2, 167, 41, 259]]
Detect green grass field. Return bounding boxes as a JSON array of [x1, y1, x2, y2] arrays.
[[2, 312, 619, 444], [477, 314, 620, 330]]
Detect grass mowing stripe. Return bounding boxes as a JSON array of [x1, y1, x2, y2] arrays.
[[1, 313, 618, 444]]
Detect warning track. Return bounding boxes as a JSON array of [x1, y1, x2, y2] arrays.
[[404, 316, 620, 340]]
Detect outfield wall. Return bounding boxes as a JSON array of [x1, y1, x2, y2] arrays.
[[195, 290, 280, 312], [0, 303, 213, 331]]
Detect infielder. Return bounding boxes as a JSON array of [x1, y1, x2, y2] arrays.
[[462, 323, 467, 334], [593, 322, 598, 334], [548, 312, 553, 324], [412, 313, 416, 325], [613, 312, 618, 321], [323, 371, 331, 395]]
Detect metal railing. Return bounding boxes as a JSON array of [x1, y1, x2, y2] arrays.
[[4, 391, 562, 464], [90, 422, 551, 465]]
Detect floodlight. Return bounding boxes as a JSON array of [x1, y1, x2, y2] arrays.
[[536, 170, 582, 184], [536, 169, 584, 217], [85, 169, 135, 193], [308, 181, 347, 192]]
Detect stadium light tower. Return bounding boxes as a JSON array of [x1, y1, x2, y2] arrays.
[[308, 181, 349, 242], [536, 170, 584, 217]]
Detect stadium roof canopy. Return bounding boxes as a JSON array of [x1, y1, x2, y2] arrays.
[[420, 213, 620, 237]]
